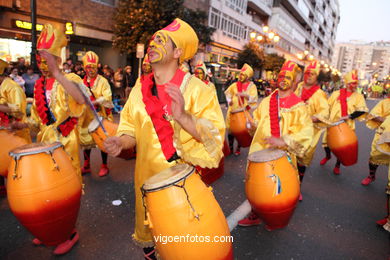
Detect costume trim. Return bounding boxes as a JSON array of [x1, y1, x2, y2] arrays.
[[301, 85, 320, 103], [282, 134, 306, 158], [269, 90, 280, 137]]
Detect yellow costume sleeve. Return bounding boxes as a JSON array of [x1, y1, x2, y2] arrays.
[[224, 83, 235, 104], [281, 103, 314, 158], [116, 84, 137, 138], [328, 91, 338, 108], [248, 82, 258, 105], [311, 90, 330, 128], [366, 99, 390, 130], [174, 76, 225, 169], [353, 93, 369, 121], [0, 78, 27, 119], [376, 117, 390, 156]]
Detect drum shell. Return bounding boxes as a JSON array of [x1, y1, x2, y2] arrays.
[[327, 122, 358, 166], [7, 145, 82, 246], [0, 130, 28, 177], [245, 155, 299, 229], [90, 119, 135, 159], [229, 110, 253, 147], [144, 173, 233, 260]]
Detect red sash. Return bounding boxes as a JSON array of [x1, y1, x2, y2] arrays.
[[301, 85, 320, 103]]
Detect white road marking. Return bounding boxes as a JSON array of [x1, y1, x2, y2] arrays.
[[226, 200, 251, 231]]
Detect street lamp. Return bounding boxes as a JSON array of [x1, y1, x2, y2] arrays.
[[296, 50, 314, 64]]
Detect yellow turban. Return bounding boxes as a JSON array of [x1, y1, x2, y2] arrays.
[[37, 23, 67, 58], [344, 69, 358, 85], [0, 59, 7, 75], [240, 63, 254, 79], [82, 51, 99, 67], [195, 60, 207, 73], [304, 61, 320, 75], [157, 18, 198, 63]]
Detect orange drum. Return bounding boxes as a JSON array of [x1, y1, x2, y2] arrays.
[[7, 142, 82, 246], [0, 127, 28, 177], [229, 108, 253, 147], [327, 121, 358, 166], [246, 149, 300, 230], [197, 140, 229, 185], [88, 117, 135, 159], [142, 164, 233, 260]]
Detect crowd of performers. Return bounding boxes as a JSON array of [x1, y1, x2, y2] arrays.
[[0, 18, 389, 259]]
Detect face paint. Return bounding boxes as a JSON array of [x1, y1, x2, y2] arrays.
[[194, 68, 205, 80], [36, 54, 49, 72], [304, 70, 317, 85], [347, 82, 358, 92], [239, 73, 247, 83], [85, 65, 98, 79], [148, 32, 168, 63], [277, 71, 293, 90]]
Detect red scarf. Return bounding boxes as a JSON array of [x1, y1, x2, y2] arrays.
[[34, 76, 55, 125], [237, 81, 250, 104], [301, 85, 320, 103], [83, 76, 112, 116], [338, 89, 352, 117], [141, 69, 185, 161], [269, 90, 280, 138]]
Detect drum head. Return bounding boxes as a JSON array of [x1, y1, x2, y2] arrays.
[[142, 164, 195, 192], [231, 108, 245, 113], [9, 142, 63, 158], [248, 148, 286, 163], [88, 116, 103, 133], [330, 120, 344, 127]]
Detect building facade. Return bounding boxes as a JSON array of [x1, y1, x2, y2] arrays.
[[332, 41, 390, 81], [186, 0, 340, 68], [0, 0, 126, 69]]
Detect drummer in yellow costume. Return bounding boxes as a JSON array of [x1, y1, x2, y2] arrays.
[[16, 24, 88, 255], [320, 69, 368, 175], [0, 59, 31, 142], [238, 60, 313, 227], [294, 61, 329, 199], [225, 63, 258, 155], [194, 60, 216, 93], [361, 92, 390, 186], [374, 116, 390, 231], [104, 19, 225, 259], [78, 51, 114, 177]]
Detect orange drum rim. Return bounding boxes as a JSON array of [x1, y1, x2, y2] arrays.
[[88, 116, 104, 133], [329, 120, 344, 127], [248, 148, 286, 163], [9, 142, 63, 159], [142, 164, 195, 192]]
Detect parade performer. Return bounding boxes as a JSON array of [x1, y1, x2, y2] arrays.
[[15, 24, 89, 255], [225, 63, 258, 155], [361, 95, 390, 186], [238, 60, 313, 227], [373, 116, 390, 231], [320, 70, 368, 174], [103, 19, 225, 259], [79, 51, 114, 177], [194, 60, 216, 93], [295, 61, 329, 199]]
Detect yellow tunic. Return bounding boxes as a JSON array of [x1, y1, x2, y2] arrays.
[[117, 73, 225, 246], [249, 91, 313, 165], [375, 117, 390, 195], [366, 99, 390, 165], [0, 77, 31, 142], [295, 83, 329, 166], [78, 75, 114, 149], [29, 73, 87, 177], [322, 90, 368, 146], [224, 81, 258, 129]]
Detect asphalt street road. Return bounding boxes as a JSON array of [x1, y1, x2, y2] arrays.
[[0, 99, 389, 259]]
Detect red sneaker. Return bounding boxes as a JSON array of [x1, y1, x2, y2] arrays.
[[98, 164, 109, 177], [299, 193, 303, 202], [238, 212, 261, 226], [234, 149, 241, 156], [320, 157, 330, 165], [81, 160, 91, 175], [53, 231, 79, 255], [32, 238, 43, 246], [361, 175, 375, 186], [333, 166, 340, 175], [376, 217, 388, 226]]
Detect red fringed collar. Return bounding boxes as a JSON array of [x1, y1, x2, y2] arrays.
[[279, 92, 302, 109], [34, 76, 55, 125], [301, 85, 320, 103], [338, 89, 353, 117], [269, 91, 280, 138], [141, 69, 185, 161], [237, 81, 250, 92]]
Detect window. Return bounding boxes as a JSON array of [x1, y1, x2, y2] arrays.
[[91, 0, 115, 7], [209, 7, 248, 41]]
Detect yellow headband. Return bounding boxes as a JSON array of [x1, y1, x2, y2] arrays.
[[37, 23, 67, 58], [156, 18, 198, 63], [82, 51, 99, 67], [240, 63, 254, 79]]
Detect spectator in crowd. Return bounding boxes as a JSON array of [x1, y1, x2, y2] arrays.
[[16, 57, 27, 75], [98, 63, 104, 75], [73, 61, 85, 78], [21, 66, 39, 98], [113, 67, 124, 98], [62, 63, 71, 74], [9, 67, 25, 90], [66, 58, 74, 71], [122, 65, 135, 99]]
